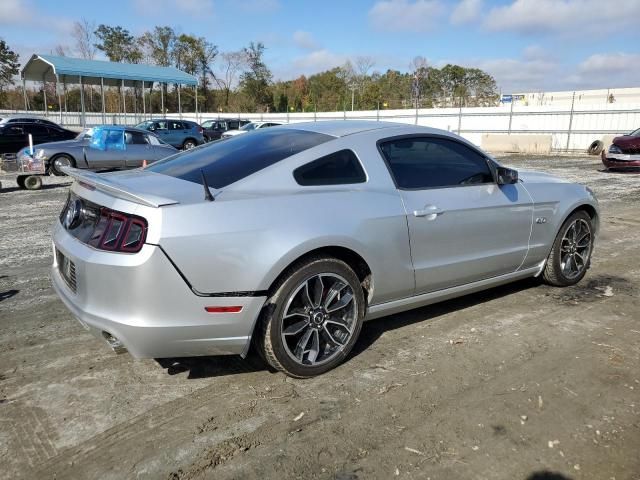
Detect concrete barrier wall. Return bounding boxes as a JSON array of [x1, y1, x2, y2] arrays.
[[481, 134, 553, 154]]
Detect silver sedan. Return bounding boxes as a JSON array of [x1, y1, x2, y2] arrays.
[[51, 121, 599, 377]]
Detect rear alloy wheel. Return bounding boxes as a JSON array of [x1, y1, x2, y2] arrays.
[[258, 257, 365, 378], [543, 211, 594, 286], [51, 155, 75, 176], [182, 139, 197, 150]]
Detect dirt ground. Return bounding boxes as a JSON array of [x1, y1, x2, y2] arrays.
[[0, 155, 638, 480]]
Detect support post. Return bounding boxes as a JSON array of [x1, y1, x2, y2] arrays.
[[100, 77, 105, 125], [142, 81, 146, 120], [42, 78, 48, 117], [194, 83, 198, 123], [122, 79, 126, 125], [566, 91, 576, 152], [56, 77, 62, 124], [149, 83, 153, 118], [160, 83, 164, 116], [79, 75, 86, 127], [178, 85, 182, 119], [457, 97, 463, 134], [507, 98, 514, 134], [22, 77, 28, 111]]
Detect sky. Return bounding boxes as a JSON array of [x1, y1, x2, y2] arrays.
[[1, 0, 639, 93]]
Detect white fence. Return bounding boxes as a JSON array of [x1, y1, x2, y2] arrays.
[[3, 103, 640, 152]]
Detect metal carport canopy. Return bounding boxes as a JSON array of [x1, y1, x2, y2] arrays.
[[21, 54, 198, 87]]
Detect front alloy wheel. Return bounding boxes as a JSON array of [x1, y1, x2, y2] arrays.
[[543, 210, 594, 286], [257, 257, 365, 378]]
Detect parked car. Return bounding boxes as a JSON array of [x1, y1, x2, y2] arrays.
[[22, 125, 177, 175], [221, 121, 283, 139], [52, 121, 598, 378], [201, 118, 251, 142], [135, 119, 204, 150], [601, 127, 640, 170], [0, 114, 61, 128], [0, 121, 77, 157]]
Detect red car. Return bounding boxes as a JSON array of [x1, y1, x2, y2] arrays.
[[601, 128, 640, 170]]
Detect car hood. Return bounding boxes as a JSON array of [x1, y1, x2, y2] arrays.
[[612, 135, 640, 149], [36, 139, 85, 150], [517, 170, 569, 184]]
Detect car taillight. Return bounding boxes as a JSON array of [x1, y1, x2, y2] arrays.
[[88, 208, 148, 253], [61, 193, 148, 253]]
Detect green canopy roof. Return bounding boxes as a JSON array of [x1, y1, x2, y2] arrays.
[[21, 54, 198, 87]]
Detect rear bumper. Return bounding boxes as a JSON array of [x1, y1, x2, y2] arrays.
[[51, 221, 266, 358]]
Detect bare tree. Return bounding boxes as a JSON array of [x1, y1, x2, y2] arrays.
[[72, 18, 97, 60], [354, 55, 375, 79], [409, 56, 428, 108], [214, 51, 245, 108]]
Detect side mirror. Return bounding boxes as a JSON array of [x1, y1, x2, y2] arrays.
[[496, 166, 518, 185]]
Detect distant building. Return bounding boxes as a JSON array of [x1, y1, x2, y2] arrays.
[[501, 87, 640, 107]]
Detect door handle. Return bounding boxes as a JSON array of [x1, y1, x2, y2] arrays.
[[413, 205, 444, 218]]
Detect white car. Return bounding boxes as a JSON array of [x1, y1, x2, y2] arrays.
[[221, 121, 283, 138]]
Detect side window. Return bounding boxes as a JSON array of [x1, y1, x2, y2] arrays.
[[147, 135, 163, 146], [169, 121, 184, 130], [154, 121, 167, 130], [125, 131, 148, 145], [379, 137, 493, 189], [5, 125, 25, 135], [228, 121, 239, 129], [24, 125, 48, 136], [294, 149, 366, 186]]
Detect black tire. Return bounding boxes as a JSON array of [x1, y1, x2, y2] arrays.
[[23, 175, 43, 190], [182, 139, 197, 150], [587, 140, 604, 156], [50, 154, 75, 176], [16, 175, 26, 189], [543, 210, 594, 287], [256, 256, 365, 378], [203, 135, 210, 143]]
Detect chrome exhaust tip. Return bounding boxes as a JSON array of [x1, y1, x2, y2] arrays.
[[102, 331, 127, 354]]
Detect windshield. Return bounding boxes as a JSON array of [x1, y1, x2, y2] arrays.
[[240, 123, 258, 131], [147, 128, 332, 189], [75, 128, 94, 140], [136, 121, 154, 129], [201, 120, 214, 128], [630, 128, 640, 137]]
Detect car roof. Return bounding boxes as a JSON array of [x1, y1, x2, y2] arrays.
[[276, 120, 447, 138], [0, 115, 57, 123]]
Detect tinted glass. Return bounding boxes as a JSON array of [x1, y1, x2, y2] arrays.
[[294, 149, 366, 186], [201, 120, 214, 128], [379, 137, 493, 189], [168, 121, 184, 130], [148, 128, 332, 189], [24, 125, 48, 135], [125, 131, 148, 144]]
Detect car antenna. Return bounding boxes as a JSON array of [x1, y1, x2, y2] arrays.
[[200, 169, 215, 202]]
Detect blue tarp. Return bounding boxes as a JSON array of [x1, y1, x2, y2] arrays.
[[90, 126, 126, 151], [22, 54, 198, 86]]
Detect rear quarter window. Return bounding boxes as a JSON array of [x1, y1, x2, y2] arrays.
[[294, 149, 366, 186]]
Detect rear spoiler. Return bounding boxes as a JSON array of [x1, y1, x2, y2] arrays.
[[61, 167, 178, 208]]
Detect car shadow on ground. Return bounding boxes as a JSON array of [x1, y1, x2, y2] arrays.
[[349, 277, 541, 360], [156, 277, 542, 379], [0, 289, 19, 302], [527, 471, 573, 480]]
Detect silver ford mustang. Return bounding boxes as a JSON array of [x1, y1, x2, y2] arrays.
[[51, 121, 599, 377]]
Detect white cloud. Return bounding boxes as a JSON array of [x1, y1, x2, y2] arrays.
[[237, 0, 281, 13], [566, 52, 640, 89], [292, 50, 348, 75], [0, 0, 30, 24], [293, 31, 319, 51], [450, 0, 482, 25], [134, 0, 213, 17], [484, 0, 640, 34], [368, 0, 444, 33]]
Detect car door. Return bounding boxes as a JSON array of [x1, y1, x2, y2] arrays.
[[168, 120, 186, 147], [85, 128, 126, 169], [23, 124, 50, 147], [152, 121, 172, 145], [124, 130, 154, 167], [378, 135, 533, 294]]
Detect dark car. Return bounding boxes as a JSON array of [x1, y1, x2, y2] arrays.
[[601, 127, 640, 170], [0, 122, 77, 157], [201, 118, 251, 142], [135, 119, 205, 150], [0, 115, 61, 128]]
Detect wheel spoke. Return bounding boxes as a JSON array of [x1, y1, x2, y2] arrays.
[[577, 232, 591, 248], [306, 330, 321, 364], [311, 276, 324, 308], [294, 328, 313, 361], [283, 318, 310, 336], [302, 281, 314, 309], [284, 307, 309, 320], [574, 252, 585, 269], [324, 280, 347, 309], [326, 291, 353, 313], [563, 255, 574, 275], [323, 324, 347, 346]]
